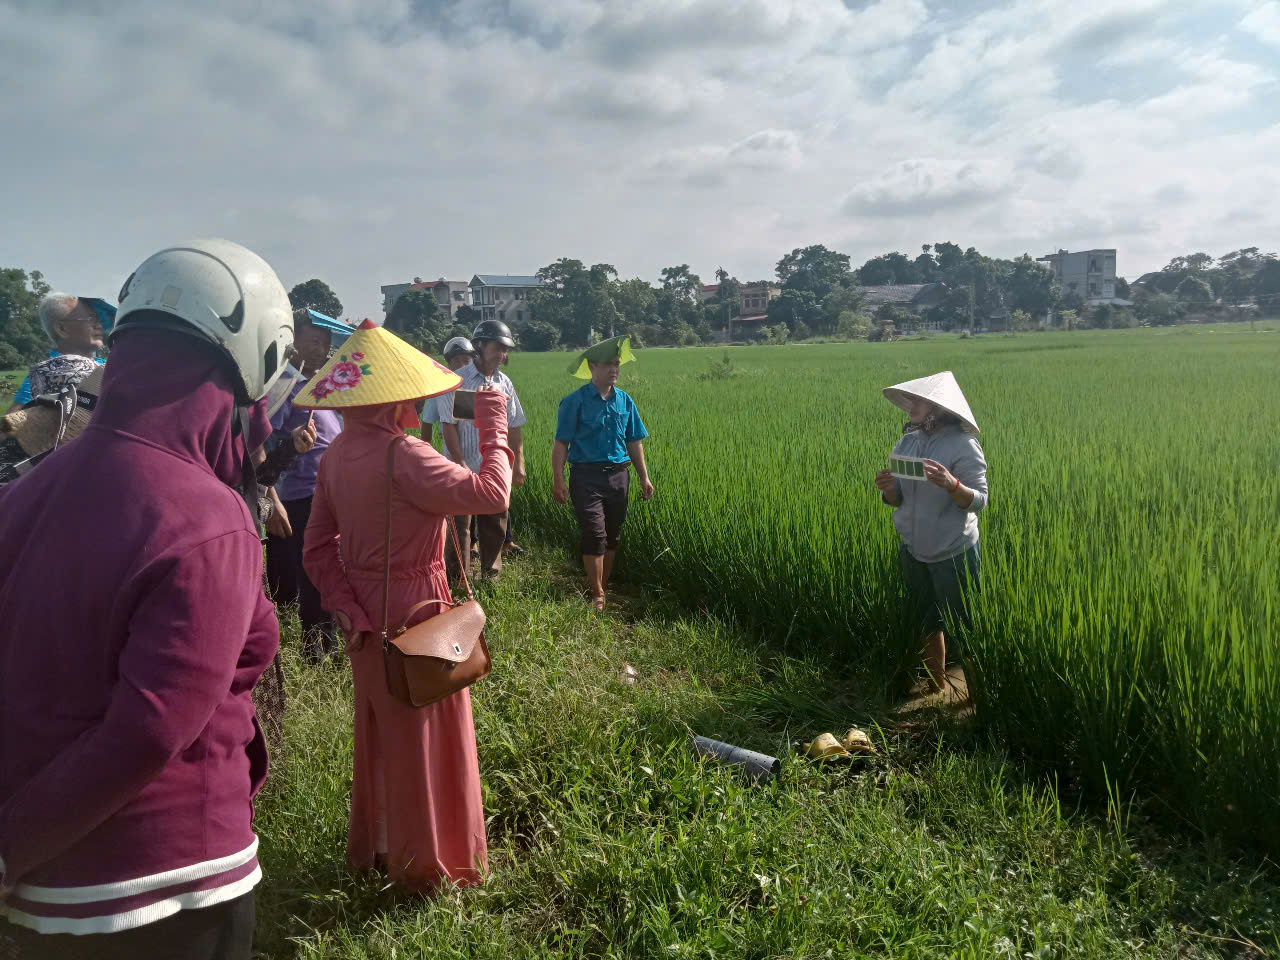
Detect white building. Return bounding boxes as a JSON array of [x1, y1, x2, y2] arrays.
[[1036, 249, 1126, 304], [469, 274, 544, 326], [380, 277, 472, 321]]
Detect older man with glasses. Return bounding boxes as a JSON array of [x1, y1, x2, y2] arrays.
[[7, 293, 114, 413]]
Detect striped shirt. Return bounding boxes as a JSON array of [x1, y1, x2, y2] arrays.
[[436, 360, 526, 471]]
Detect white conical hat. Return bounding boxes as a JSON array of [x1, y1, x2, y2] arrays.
[[883, 370, 979, 433]]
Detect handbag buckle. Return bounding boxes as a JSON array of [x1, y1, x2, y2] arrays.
[[452, 642, 463, 656]]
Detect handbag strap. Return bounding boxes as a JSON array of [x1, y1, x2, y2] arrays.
[[381, 436, 477, 643], [381, 438, 396, 643]]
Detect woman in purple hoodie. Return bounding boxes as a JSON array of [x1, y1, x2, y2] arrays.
[[0, 240, 294, 960]]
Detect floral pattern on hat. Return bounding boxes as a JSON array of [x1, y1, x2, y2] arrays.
[[309, 352, 371, 401]]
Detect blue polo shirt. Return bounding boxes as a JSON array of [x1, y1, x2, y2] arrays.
[[555, 383, 648, 465], [12, 350, 105, 406]]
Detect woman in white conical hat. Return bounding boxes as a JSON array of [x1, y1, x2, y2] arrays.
[[874, 371, 988, 699]]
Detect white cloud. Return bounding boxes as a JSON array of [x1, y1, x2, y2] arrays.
[[1240, 1, 1280, 46], [637, 129, 802, 186], [0, 0, 1276, 313], [843, 159, 1007, 217]]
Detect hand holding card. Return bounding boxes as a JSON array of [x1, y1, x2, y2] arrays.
[[889, 455, 928, 480]]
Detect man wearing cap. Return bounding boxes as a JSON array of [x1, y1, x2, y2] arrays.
[[6, 293, 113, 413], [422, 336, 476, 447], [438, 320, 526, 580], [263, 309, 350, 665], [551, 336, 653, 610]]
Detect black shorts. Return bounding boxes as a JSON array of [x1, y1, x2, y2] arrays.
[[900, 544, 981, 648], [569, 463, 630, 556]]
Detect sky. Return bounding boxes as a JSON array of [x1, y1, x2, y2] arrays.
[[2, 0, 1277, 320]]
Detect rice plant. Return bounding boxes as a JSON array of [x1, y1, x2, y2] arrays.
[[506, 327, 1280, 852]]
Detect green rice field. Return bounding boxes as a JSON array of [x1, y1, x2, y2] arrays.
[[504, 325, 1280, 854], [10, 328, 1280, 955]]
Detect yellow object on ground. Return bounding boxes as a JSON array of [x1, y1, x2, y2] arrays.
[[841, 728, 877, 755], [803, 733, 851, 759]]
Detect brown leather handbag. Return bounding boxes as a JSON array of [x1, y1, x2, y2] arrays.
[[380, 437, 491, 708]]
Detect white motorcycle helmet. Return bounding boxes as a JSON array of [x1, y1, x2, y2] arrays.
[[442, 336, 476, 358], [110, 239, 293, 402]]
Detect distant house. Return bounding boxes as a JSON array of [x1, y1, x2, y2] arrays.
[[1037, 249, 1130, 305], [738, 281, 780, 315], [700, 281, 780, 314], [469, 274, 545, 327], [856, 283, 948, 312], [381, 277, 471, 322]]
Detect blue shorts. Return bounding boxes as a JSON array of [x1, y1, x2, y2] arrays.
[[900, 543, 981, 644]]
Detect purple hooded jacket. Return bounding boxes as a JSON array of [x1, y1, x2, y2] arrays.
[[0, 328, 279, 935]]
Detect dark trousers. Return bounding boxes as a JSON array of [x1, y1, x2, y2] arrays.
[[900, 543, 981, 658], [1, 892, 254, 960], [447, 511, 508, 581], [570, 464, 630, 556], [266, 495, 336, 663]]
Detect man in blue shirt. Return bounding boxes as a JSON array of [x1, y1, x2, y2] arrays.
[[552, 336, 653, 610], [7, 294, 114, 413]]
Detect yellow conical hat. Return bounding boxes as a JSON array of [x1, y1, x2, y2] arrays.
[[293, 320, 461, 409]]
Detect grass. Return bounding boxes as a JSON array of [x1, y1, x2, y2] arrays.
[[0, 369, 21, 404], [499, 326, 1280, 854], [256, 554, 1280, 958]]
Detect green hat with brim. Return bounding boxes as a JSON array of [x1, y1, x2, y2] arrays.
[[569, 336, 636, 379]]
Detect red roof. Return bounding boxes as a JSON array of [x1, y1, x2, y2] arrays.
[[702, 284, 719, 293]]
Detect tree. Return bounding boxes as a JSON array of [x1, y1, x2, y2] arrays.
[[0, 267, 51, 366], [1008, 309, 1032, 332], [914, 244, 940, 282], [529, 288, 581, 346], [1089, 304, 1115, 329], [1255, 259, 1280, 300], [1164, 252, 1214, 275], [385, 289, 447, 352], [1174, 276, 1214, 304], [932, 241, 966, 274], [582, 285, 620, 341], [660, 264, 702, 301], [613, 278, 658, 331], [455, 304, 481, 329], [1138, 292, 1182, 326], [532, 258, 626, 348], [288, 279, 343, 318], [537, 257, 588, 293], [820, 284, 864, 335], [1004, 254, 1058, 317], [519, 320, 560, 352], [1058, 289, 1086, 315], [762, 323, 789, 345], [1114, 277, 1131, 299], [836, 310, 872, 339], [775, 244, 852, 300], [855, 251, 920, 286], [766, 289, 821, 333], [706, 267, 740, 336]]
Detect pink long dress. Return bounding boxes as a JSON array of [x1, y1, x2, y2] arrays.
[[303, 393, 512, 891]]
